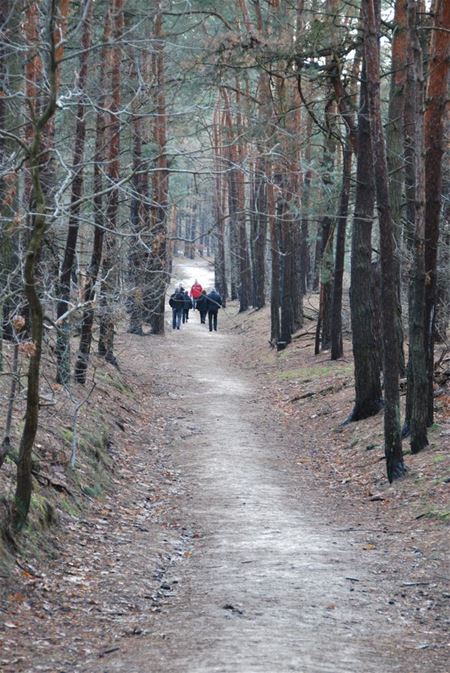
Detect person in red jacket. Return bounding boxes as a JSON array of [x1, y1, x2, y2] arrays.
[[190, 279, 203, 309]]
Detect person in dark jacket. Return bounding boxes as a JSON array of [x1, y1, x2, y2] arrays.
[[195, 290, 208, 324], [169, 286, 185, 330], [182, 290, 192, 323], [206, 288, 222, 332], [196, 290, 208, 325]]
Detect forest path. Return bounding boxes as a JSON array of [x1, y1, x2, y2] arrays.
[[92, 259, 433, 673], [4, 260, 444, 673]]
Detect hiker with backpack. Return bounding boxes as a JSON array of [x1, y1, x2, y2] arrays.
[[182, 290, 192, 324], [169, 286, 185, 330], [196, 289, 208, 325], [206, 288, 222, 332]]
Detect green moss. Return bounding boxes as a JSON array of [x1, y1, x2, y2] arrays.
[[111, 378, 132, 395], [29, 493, 57, 529], [60, 427, 73, 444], [276, 364, 352, 382], [81, 484, 103, 498], [82, 425, 108, 449], [59, 496, 81, 517], [424, 508, 450, 521], [96, 370, 132, 395], [432, 454, 446, 465]]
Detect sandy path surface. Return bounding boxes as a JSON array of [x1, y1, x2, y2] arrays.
[[92, 261, 441, 673]]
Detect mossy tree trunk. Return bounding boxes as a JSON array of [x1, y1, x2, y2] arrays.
[[13, 0, 59, 530]]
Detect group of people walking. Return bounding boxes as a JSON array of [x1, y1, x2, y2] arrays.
[[169, 280, 222, 332]]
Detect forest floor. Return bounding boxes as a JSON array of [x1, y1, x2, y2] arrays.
[[0, 257, 449, 673]]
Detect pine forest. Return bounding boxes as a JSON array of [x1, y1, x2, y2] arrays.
[[0, 1, 449, 671]]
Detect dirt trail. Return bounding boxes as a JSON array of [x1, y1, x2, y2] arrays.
[[3, 260, 446, 673], [90, 261, 444, 673]]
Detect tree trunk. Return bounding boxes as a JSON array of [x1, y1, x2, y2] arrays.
[[316, 98, 337, 352], [0, 0, 20, 356], [423, 0, 450, 424], [300, 113, 313, 293], [331, 139, 352, 360], [55, 0, 93, 384], [128, 53, 147, 336], [74, 8, 112, 383], [348, 61, 382, 422], [253, 153, 267, 308], [406, 0, 428, 453], [235, 93, 251, 313], [213, 103, 228, 302], [13, 1, 58, 530], [279, 189, 293, 346], [364, 0, 405, 482], [387, 0, 408, 378], [98, 0, 123, 364], [268, 169, 280, 344], [149, 4, 169, 335]]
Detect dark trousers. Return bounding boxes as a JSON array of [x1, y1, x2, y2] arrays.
[[199, 309, 207, 324], [182, 309, 189, 323], [208, 310, 218, 331]]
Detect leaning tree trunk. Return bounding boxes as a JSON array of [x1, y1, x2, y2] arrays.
[[364, 0, 404, 482], [13, 1, 58, 530]]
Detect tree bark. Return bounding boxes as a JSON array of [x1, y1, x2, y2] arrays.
[[55, 0, 93, 384], [74, 8, 112, 384], [316, 98, 337, 352], [98, 0, 123, 362], [387, 0, 408, 378], [423, 0, 450, 424], [149, 4, 169, 335], [330, 138, 352, 360], [13, 0, 58, 530], [253, 153, 268, 308], [235, 87, 251, 312], [213, 101, 228, 302], [349, 61, 383, 423], [364, 0, 404, 482], [268, 169, 280, 344], [405, 0, 428, 453]]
